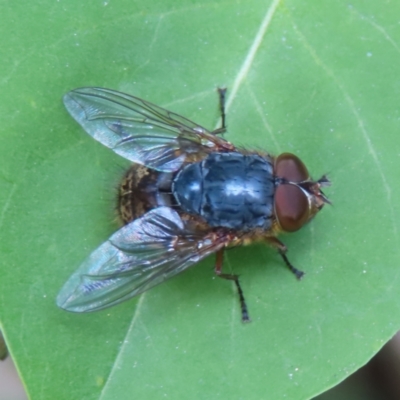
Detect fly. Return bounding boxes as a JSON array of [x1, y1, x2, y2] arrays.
[[57, 87, 330, 322]]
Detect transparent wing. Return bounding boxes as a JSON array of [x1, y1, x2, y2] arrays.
[[57, 207, 228, 312], [63, 87, 234, 172]]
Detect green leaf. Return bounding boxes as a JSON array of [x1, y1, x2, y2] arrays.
[[1, 0, 399, 399]]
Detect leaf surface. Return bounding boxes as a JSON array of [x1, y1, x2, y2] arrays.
[[0, 1, 399, 399]]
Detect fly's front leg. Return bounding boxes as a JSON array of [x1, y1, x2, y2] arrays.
[[265, 237, 305, 280], [212, 88, 227, 135], [217, 88, 227, 131], [214, 248, 250, 322]]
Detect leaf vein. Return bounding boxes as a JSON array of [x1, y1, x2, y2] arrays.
[[291, 21, 398, 238], [224, 0, 282, 115], [99, 294, 146, 399], [349, 6, 400, 55]]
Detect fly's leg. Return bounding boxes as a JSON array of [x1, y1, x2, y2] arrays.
[[265, 237, 305, 280], [218, 88, 227, 130], [280, 251, 304, 280], [214, 248, 250, 322], [213, 88, 227, 135]]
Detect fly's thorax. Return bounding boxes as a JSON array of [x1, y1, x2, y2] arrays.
[[118, 164, 175, 224], [172, 152, 275, 231]]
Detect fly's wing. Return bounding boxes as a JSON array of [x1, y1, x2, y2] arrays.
[[57, 207, 228, 312], [63, 87, 234, 172]]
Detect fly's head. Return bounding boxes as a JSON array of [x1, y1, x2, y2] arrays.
[[273, 153, 331, 233]]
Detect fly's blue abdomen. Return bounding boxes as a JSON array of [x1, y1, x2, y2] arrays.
[[173, 152, 274, 230]]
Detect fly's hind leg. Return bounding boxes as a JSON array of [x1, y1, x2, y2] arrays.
[[214, 248, 250, 322], [265, 237, 305, 280]]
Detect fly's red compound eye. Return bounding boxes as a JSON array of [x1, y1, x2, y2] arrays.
[[275, 184, 309, 232], [274, 153, 310, 232], [275, 153, 309, 182]]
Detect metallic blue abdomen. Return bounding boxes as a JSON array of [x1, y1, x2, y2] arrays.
[[172, 152, 274, 230]]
